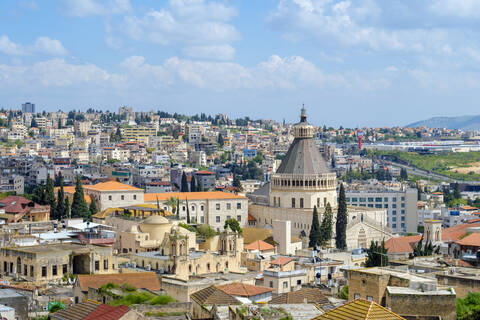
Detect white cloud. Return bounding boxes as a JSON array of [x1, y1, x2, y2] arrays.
[[430, 0, 480, 18], [0, 35, 68, 56], [61, 0, 131, 17], [0, 36, 26, 55], [119, 0, 239, 60], [32, 37, 68, 56]]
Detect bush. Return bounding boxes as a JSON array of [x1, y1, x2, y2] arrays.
[[110, 292, 154, 306], [338, 285, 348, 299], [121, 283, 137, 292], [196, 224, 217, 238], [149, 294, 175, 305]]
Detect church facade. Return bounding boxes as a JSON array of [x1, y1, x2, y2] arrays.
[[249, 107, 392, 250]]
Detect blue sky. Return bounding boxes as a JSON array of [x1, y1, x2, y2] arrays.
[[2, 0, 480, 127]]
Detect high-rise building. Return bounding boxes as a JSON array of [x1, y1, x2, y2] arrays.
[[21, 102, 35, 113]]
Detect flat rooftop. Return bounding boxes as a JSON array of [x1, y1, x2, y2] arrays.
[[1, 242, 106, 254], [387, 286, 455, 295], [351, 267, 436, 283]]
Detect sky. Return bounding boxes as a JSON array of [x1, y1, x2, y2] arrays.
[[2, 0, 480, 127]]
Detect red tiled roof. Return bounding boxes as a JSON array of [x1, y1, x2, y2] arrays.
[[196, 170, 215, 175], [244, 240, 274, 251], [270, 257, 294, 266], [385, 235, 422, 254], [217, 283, 273, 297], [442, 222, 480, 242], [83, 304, 130, 320], [455, 233, 480, 247]]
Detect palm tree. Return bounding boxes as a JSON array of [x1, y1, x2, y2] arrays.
[[164, 197, 178, 215]]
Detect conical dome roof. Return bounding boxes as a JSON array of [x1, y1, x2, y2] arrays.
[[276, 107, 331, 175]]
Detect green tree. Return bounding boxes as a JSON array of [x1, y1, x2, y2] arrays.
[[186, 198, 191, 223], [400, 168, 408, 180], [454, 182, 461, 199], [64, 197, 70, 219], [457, 292, 480, 320], [365, 239, 388, 267], [55, 184, 66, 220], [218, 133, 224, 147], [190, 175, 197, 192], [308, 206, 321, 248], [44, 174, 55, 206], [165, 197, 178, 215], [224, 218, 242, 234], [197, 224, 217, 238], [319, 203, 333, 246], [180, 172, 189, 192], [32, 185, 45, 205], [336, 183, 348, 250], [232, 173, 242, 190], [71, 176, 90, 219], [89, 197, 98, 216]]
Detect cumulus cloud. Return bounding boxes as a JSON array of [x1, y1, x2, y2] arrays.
[[0, 35, 68, 56], [61, 0, 131, 17], [430, 0, 480, 18], [118, 0, 239, 60]]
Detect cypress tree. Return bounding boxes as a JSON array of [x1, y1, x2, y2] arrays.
[[56, 185, 65, 220], [64, 197, 70, 219], [181, 172, 189, 192], [232, 173, 242, 190], [32, 185, 45, 205], [89, 197, 98, 216], [218, 133, 224, 147], [308, 206, 321, 248], [186, 198, 191, 223], [71, 176, 90, 219], [190, 175, 197, 192], [197, 179, 203, 192], [176, 198, 180, 219], [453, 182, 461, 199], [44, 174, 55, 207], [319, 202, 333, 246], [336, 183, 348, 250]]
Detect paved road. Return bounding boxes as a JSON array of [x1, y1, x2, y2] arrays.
[[381, 160, 457, 182]]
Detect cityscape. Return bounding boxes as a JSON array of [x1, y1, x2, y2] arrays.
[[3, 1, 480, 320]]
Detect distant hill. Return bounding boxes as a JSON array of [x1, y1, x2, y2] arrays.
[[406, 115, 480, 130]]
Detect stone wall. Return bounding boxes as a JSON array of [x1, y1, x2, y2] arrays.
[[435, 273, 480, 298], [386, 291, 456, 320]]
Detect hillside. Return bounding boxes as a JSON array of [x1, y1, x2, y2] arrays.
[[406, 115, 480, 130]]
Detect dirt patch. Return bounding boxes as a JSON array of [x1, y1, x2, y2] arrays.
[[450, 162, 480, 174]]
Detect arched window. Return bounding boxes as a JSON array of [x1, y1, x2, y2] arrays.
[[16, 257, 21, 274], [207, 263, 210, 271], [189, 265, 192, 273]]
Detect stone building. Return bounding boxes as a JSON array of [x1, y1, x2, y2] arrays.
[[0, 243, 116, 283], [144, 191, 249, 231], [249, 108, 391, 250], [127, 216, 244, 281]]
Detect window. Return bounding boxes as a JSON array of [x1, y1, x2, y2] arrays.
[[269, 281, 273, 288], [108, 195, 112, 201], [297, 279, 302, 285], [392, 204, 397, 208], [354, 293, 360, 299], [227, 203, 231, 210], [392, 210, 397, 215], [401, 216, 405, 221], [216, 216, 220, 223], [23, 265, 27, 276], [133, 195, 137, 200], [30, 266, 34, 277], [401, 223, 405, 228], [367, 296, 373, 301], [201, 217, 204, 223], [359, 197, 366, 202], [393, 197, 397, 202], [384, 204, 388, 208], [237, 215, 241, 222], [182, 206, 186, 211], [300, 198, 304, 208], [237, 202, 241, 209], [375, 197, 382, 202], [384, 197, 388, 201], [216, 204, 220, 210], [52, 265, 57, 276], [42, 266, 47, 277], [283, 281, 288, 289], [401, 203, 405, 208], [63, 264, 67, 274], [201, 205, 204, 211], [392, 223, 397, 228], [95, 261, 100, 271], [401, 196, 405, 201], [227, 216, 231, 220], [3, 262, 6, 272], [346, 197, 350, 202], [121, 195, 124, 200], [352, 197, 358, 202], [401, 210, 405, 214], [291, 198, 296, 208], [368, 197, 374, 202], [375, 204, 382, 208], [104, 259, 108, 270], [392, 217, 397, 222], [191, 206, 195, 212], [368, 204, 374, 208]]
